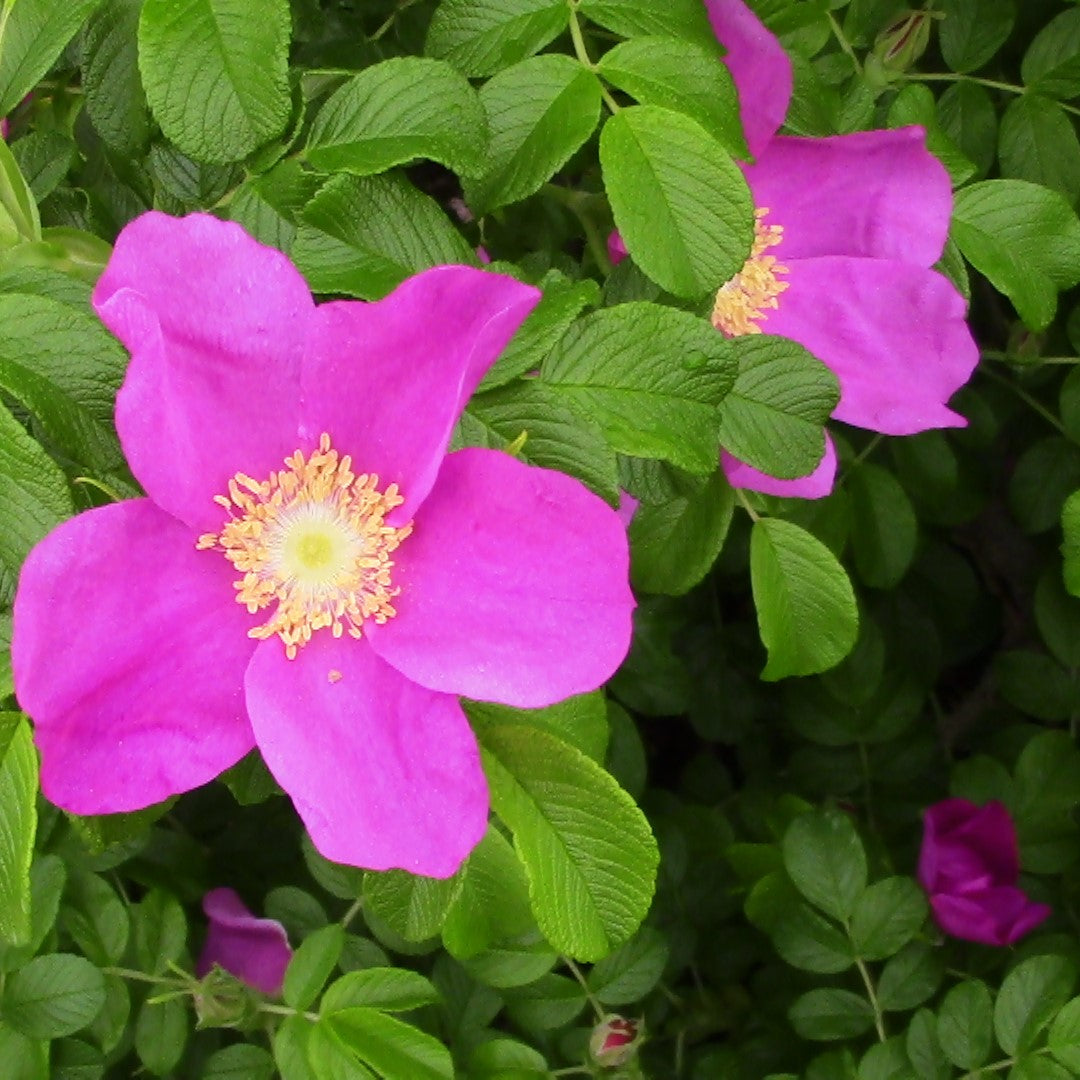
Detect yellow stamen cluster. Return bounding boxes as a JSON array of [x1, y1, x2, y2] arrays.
[[711, 207, 789, 336], [197, 433, 412, 659]]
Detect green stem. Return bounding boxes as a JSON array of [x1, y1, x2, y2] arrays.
[[907, 72, 1080, 117], [984, 349, 1080, 366], [340, 897, 363, 929], [563, 956, 605, 1022], [735, 487, 760, 523], [567, 0, 621, 114], [102, 966, 190, 989], [852, 954, 887, 1042], [980, 364, 1067, 437], [542, 182, 612, 274], [826, 11, 863, 76], [258, 1002, 321, 1022]]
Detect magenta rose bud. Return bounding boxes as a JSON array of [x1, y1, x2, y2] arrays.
[[196, 888, 292, 995], [589, 1015, 642, 1069], [607, 231, 628, 267], [917, 799, 1051, 947]]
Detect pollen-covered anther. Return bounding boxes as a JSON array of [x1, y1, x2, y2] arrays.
[[711, 207, 790, 337], [196, 433, 412, 659]]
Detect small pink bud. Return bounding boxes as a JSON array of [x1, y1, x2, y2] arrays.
[[589, 1015, 642, 1069]]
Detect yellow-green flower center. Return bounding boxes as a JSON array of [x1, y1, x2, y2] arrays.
[[197, 433, 412, 659], [711, 207, 789, 337]]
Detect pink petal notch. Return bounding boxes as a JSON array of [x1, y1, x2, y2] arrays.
[[704, 0, 793, 158], [196, 888, 292, 995], [13, 500, 257, 815], [917, 798, 1051, 946], [300, 265, 540, 521], [245, 635, 490, 878], [96, 212, 314, 534], [366, 448, 635, 708]]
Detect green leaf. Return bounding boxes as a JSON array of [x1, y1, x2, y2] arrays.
[[600, 105, 753, 299], [11, 132, 77, 204], [848, 463, 918, 589], [134, 997, 188, 1076], [782, 809, 867, 923], [938, 0, 1014, 73], [61, 872, 129, 967], [0, 401, 74, 605], [0, 1023, 47, 1080], [466, 693, 609, 763], [541, 302, 735, 473], [3, 955, 105, 1039], [887, 84, 975, 188], [478, 270, 599, 390], [460, 380, 619, 504], [994, 955, 1076, 1056], [1048, 996, 1080, 1074], [227, 160, 320, 257], [83, 0, 152, 155], [478, 723, 659, 961], [284, 924, 345, 1011], [0, 293, 127, 474], [1011, 436, 1080, 534], [203, 1044, 276, 1080], [597, 37, 746, 157], [998, 95, 1080, 205], [293, 172, 475, 300], [750, 519, 859, 681], [505, 973, 586, 1033], [0, 0, 102, 116], [937, 980, 993, 1071], [849, 877, 927, 961], [907, 1008, 949, 1080], [952, 180, 1080, 330], [0, 136, 40, 247], [772, 902, 855, 975], [937, 82, 998, 181], [586, 927, 668, 1005], [1022, 9, 1080, 99], [137, 0, 291, 163], [0, 718, 36, 947], [715, 335, 838, 480], [463, 54, 601, 214], [321, 969, 440, 1015], [324, 1008, 453, 1080], [459, 934, 557, 988], [442, 828, 535, 958], [363, 870, 461, 944], [132, 889, 186, 976], [578, 0, 718, 50], [1063, 489, 1080, 597], [306, 58, 485, 178], [877, 944, 944, 1013], [789, 989, 875, 1041], [627, 463, 734, 595], [425, 0, 569, 77], [468, 1037, 550, 1078]]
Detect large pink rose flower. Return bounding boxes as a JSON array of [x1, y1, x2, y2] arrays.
[[917, 799, 1051, 947], [13, 212, 634, 878], [706, 0, 979, 497]]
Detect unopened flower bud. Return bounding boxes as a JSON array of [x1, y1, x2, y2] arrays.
[[872, 10, 935, 74], [589, 1015, 643, 1069], [193, 966, 260, 1029]]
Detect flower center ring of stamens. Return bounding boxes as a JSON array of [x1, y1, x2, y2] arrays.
[[711, 207, 789, 337], [197, 433, 412, 659]]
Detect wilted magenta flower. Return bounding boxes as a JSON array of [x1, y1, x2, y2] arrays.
[[589, 1015, 642, 1069], [917, 799, 1051, 946], [13, 212, 634, 877], [196, 888, 292, 995]]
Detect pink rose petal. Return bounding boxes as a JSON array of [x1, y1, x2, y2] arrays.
[[13, 500, 256, 813], [197, 888, 292, 994], [245, 636, 488, 877], [300, 266, 539, 521], [721, 436, 838, 499], [760, 257, 978, 436], [743, 129, 952, 265], [367, 448, 634, 707]]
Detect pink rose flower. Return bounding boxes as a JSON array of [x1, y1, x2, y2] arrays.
[[12, 212, 634, 877], [196, 888, 292, 995], [706, 0, 978, 498], [613, 0, 978, 498], [917, 798, 1051, 946]]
